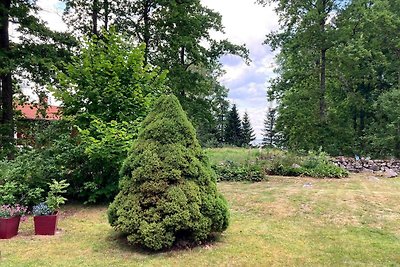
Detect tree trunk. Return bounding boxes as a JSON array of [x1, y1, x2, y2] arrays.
[[104, 0, 109, 32], [318, 0, 327, 121], [143, 0, 151, 65], [395, 124, 400, 158], [180, 46, 185, 65], [319, 48, 327, 120], [0, 0, 14, 159], [92, 0, 99, 36]]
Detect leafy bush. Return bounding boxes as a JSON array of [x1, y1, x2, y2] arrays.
[[213, 161, 265, 182], [300, 151, 348, 178], [45, 179, 69, 212], [32, 180, 69, 216], [208, 148, 348, 179], [3, 117, 137, 204], [0, 31, 168, 204], [0, 180, 44, 207], [108, 95, 229, 251], [262, 150, 348, 178]]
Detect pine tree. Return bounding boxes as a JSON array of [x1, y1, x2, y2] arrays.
[[108, 95, 229, 251], [262, 108, 277, 148], [224, 104, 243, 147], [241, 112, 255, 147]]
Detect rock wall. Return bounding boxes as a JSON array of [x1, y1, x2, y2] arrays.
[[332, 157, 400, 177]]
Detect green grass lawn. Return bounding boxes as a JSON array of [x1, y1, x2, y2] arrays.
[[2, 174, 400, 266], [205, 147, 263, 165]]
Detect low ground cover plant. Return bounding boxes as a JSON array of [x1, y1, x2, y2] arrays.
[[209, 148, 348, 180], [213, 160, 265, 182], [264, 151, 349, 178]]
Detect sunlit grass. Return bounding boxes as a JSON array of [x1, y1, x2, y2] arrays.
[[2, 174, 400, 266]]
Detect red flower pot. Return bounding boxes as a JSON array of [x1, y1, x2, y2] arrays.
[[0, 216, 21, 239], [34, 212, 58, 235]]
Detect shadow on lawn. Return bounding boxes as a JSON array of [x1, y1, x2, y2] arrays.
[[107, 230, 223, 255]]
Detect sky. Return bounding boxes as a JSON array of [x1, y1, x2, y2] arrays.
[[34, 0, 280, 140]]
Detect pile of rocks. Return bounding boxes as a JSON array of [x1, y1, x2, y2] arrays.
[[332, 157, 399, 178]]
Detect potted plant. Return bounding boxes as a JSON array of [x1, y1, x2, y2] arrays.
[[0, 204, 28, 239], [33, 180, 69, 235]]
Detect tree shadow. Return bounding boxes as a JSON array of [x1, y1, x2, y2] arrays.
[[106, 229, 224, 256]]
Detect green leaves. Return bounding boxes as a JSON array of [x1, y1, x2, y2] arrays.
[[109, 95, 229, 250], [53, 30, 167, 124], [262, 0, 400, 156], [46, 179, 69, 212]]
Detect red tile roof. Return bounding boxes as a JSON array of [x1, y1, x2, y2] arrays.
[[16, 103, 61, 121]]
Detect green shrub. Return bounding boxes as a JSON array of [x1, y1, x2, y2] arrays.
[[108, 95, 229, 251], [263, 150, 348, 178], [300, 151, 348, 178], [3, 118, 137, 204], [0, 180, 44, 206], [208, 148, 348, 179], [213, 161, 265, 182]]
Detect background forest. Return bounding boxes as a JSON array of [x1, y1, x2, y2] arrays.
[[0, 0, 399, 203]]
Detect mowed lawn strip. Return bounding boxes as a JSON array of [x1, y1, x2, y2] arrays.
[[2, 174, 400, 266]]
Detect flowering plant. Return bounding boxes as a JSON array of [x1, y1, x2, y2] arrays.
[[0, 204, 28, 218], [32, 202, 53, 216], [32, 180, 69, 216]]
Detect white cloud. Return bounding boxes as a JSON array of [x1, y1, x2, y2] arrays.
[[37, 0, 67, 32], [202, 0, 279, 140]]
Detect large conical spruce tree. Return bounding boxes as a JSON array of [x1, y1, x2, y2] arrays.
[[108, 95, 229, 251]]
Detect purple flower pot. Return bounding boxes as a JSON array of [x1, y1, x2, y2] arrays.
[[34, 212, 58, 235], [0, 216, 21, 239]]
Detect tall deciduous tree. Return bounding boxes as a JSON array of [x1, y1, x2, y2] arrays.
[[241, 111, 255, 147], [63, 0, 113, 36], [260, 0, 400, 157], [62, 0, 248, 143], [53, 30, 167, 125], [0, 0, 75, 158]]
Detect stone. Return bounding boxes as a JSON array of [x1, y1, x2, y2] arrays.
[[371, 164, 380, 171], [292, 163, 301, 169], [384, 169, 398, 178]]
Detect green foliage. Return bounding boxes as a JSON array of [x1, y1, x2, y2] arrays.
[[256, 0, 400, 157], [108, 95, 229, 251], [62, 0, 248, 145], [263, 151, 349, 178], [0, 0, 76, 157], [4, 117, 137, 204], [366, 89, 400, 158], [0, 179, 43, 207], [45, 179, 69, 212], [213, 161, 265, 182], [225, 104, 243, 147], [2, 31, 168, 204], [77, 117, 140, 203], [241, 112, 255, 147], [53, 29, 167, 124], [208, 148, 348, 179]]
